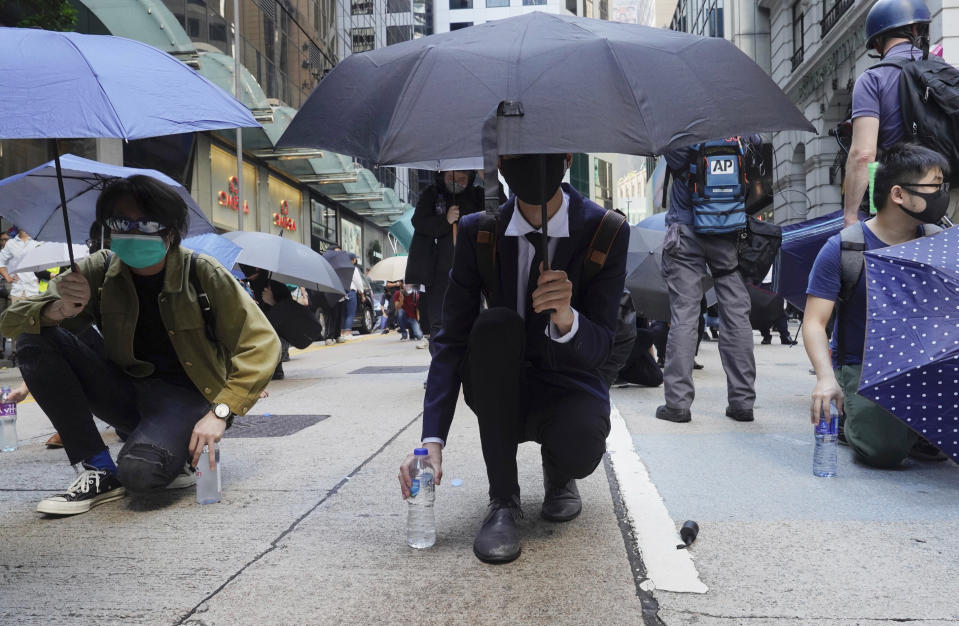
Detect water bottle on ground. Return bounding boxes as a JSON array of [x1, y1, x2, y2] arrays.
[[196, 444, 221, 504], [0, 387, 17, 453], [814, 404, 839, 477], [407, 447, 436, 549]]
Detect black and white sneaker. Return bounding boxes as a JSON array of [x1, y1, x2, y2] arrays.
[[165, 463, 197, 489], [36, 464, 126, 516]]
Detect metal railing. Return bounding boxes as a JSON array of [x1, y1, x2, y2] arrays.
[[821, 0, 855, 38], [791, 46, 805, 71]]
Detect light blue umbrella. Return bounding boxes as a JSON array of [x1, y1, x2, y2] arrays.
[[0, 28, 258, 140], [0, 154, 214, 242], [182, 234, 243, 271], [0, 27, 259, 264]]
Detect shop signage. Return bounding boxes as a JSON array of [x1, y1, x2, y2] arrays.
[[217, 176, 250, 214], [791, 28, 866, 101], [273, 199, 296, 231]]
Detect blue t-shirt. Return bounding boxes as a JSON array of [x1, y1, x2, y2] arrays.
[[851, 42, 923, 151], [806, 223, 892, 368]]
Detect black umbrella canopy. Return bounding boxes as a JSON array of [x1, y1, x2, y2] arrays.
[[278, 12, 814, 163]]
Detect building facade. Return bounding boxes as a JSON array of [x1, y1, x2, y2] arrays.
[[762, 0, 959, 223]]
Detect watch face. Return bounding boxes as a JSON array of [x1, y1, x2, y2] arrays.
[[214, 404, 230, 418]]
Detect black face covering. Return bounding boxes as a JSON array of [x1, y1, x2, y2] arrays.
[[499, 154, 567, 205], [901, 184, 951, 224]]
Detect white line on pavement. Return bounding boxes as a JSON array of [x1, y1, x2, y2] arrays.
[[606, 404, 708, 594]]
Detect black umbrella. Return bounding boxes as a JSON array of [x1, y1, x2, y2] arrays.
[[321, 250, 357, 307], [279, 12, 813, 267]]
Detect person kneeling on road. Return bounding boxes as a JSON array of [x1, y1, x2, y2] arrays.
[[804, 143, 950, 468], [398, 153, 628, 563], [0, 175, 280, 516]]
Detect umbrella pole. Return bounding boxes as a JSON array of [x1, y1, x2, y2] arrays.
[[51, 141, 77, 268], [539, 154, 550, 270]]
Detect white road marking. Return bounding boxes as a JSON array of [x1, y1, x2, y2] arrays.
[[606, 404, 708, 594]]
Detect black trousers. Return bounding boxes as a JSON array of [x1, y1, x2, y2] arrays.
[[17, 327, 210, 492], [426, 276, 448, 357], [462, 308, 610, 500]]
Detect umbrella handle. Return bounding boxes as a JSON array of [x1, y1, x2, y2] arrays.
[[51, 142, 77, 270], [452, 222, 457, 246]]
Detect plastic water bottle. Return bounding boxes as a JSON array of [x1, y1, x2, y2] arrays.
[[407, 447, 436, 549], [814, 405, 839, 477], [0, 387, 17, 453], [196, 444, 221, 504]]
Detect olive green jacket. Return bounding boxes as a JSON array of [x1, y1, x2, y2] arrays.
[[0, 247, 280, 416]]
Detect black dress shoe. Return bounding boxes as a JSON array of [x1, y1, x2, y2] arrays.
[[473, 496, 523, 564], [760, 336, 772, 345], [780, 335, 798, 345], [725, 406, 754, 422], [541, 461, 582, 522], [655, 404, 691, 423]]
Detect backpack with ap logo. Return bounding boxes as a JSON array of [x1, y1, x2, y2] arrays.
[[872, 54, 959, 185], [688, 138, 749, 234]]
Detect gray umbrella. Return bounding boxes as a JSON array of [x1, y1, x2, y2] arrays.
[[222, 231, 344, 295], [626, 226, 714, 322], [278, 12, 812, 268], [278, 12, 812, 163]]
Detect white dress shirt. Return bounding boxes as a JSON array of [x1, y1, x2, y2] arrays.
[[0, 235, 41, 298], [504, 191, 580, 342]]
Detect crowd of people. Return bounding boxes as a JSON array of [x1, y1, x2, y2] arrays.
[[0, 0, 954, 568]]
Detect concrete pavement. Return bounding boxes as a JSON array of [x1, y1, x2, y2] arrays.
[[1, 324, 957, 624], [0, 333, 648, 625]]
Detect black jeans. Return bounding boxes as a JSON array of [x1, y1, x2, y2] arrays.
[[17, 327, 210, 492], [462, 308, 610, 500]]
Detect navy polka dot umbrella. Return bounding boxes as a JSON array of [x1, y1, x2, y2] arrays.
[[859, 226, 959, 462]]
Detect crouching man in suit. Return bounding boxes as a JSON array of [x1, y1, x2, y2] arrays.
[[398, 153, 628, 563]]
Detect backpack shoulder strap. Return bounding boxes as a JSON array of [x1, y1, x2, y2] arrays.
[[582, 209, 628, 287], [838, 222, 866, 304], [189, 251, 218, 343], [475, 213, 501, 307], [836, 222, 865, 365]]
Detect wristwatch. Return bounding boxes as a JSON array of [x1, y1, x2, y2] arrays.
[[213, 403, 234, 427]]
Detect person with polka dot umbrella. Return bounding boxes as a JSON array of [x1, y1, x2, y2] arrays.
[[804, 143, 953, 468]]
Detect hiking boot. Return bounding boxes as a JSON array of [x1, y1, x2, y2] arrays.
[[655, 405, 692, 423], [909, 437, 949, 462], [725, 406, 754, 422], [37, 464, 126, 516], [165, 463, 197, 489]]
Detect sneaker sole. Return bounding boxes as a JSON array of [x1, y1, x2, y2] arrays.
[[165, 475, 197, 489], [37, 487, 127, 516]]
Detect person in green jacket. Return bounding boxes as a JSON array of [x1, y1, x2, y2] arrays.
[[0, 175, 281, 516]]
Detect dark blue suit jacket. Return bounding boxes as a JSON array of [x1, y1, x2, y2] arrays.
[[422, 183, 630, 443]]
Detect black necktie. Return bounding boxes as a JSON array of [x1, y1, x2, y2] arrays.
[[525, 231, 544, 312]]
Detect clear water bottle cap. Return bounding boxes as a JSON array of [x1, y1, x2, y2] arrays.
[[414, 447, 429, 455]]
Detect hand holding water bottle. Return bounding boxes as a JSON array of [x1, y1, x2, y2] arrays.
[[398, 441, 443, 499]]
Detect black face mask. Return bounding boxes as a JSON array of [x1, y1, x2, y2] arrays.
[[900, 183, 951, 224], [499, 154, 567, 205]]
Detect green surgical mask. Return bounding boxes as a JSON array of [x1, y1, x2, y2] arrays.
[[110, 234, 169, 268]]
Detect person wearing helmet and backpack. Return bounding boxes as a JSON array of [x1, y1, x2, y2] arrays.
[[842, 0, 959, 227]]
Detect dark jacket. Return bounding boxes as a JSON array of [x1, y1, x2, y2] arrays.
[[405, 173, 484, 287], [421, 183, 629, 442]]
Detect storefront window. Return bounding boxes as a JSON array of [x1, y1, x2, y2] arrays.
[[267, 175, 302, 235], [311, 198, 338, 249], [210, 145, 257, 230]]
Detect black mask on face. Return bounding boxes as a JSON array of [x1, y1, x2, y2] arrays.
[[901, 184, 951, 224], [499, 154, 567, 205]]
